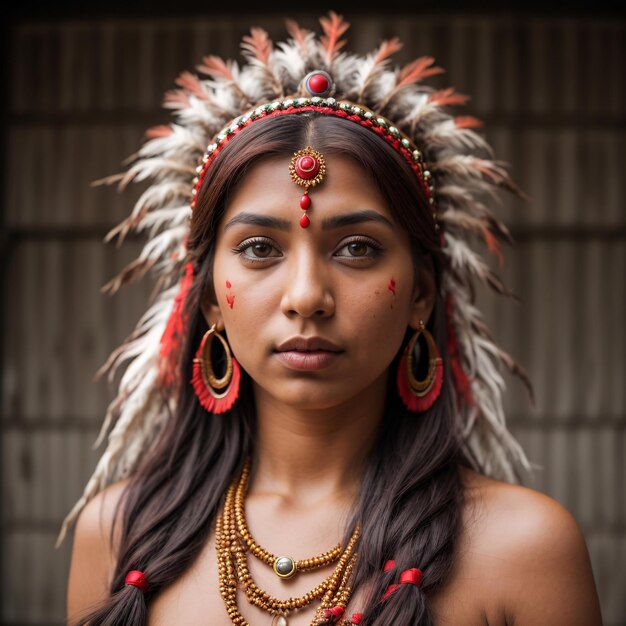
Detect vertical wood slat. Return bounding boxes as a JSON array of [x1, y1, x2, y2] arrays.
[[3, 240, 153, 423], [3, 14, 625, 626]]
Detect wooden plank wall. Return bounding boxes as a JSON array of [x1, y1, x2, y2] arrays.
[[2, 13, 625, 626]]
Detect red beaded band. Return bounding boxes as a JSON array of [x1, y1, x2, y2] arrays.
[[125, 570, 148, 594], [190, 99, 437, 228], [382, 564, 423, 601]]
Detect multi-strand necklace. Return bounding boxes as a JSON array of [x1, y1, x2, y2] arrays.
[[215, 459, 360, 625]]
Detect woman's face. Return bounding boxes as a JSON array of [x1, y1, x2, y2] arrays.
[[209, 153, 432, 410]]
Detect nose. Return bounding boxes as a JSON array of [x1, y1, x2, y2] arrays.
[[280, 248, 335, 319]]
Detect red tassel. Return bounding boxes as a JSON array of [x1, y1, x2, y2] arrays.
[[323, 606, 345, 622], [191, 344, 241, 414], [446, 295, 475, 406], [159, 262, 194, 387], [396, 352, 443, 412]]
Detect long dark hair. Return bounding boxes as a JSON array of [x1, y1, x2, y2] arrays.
[[73, 113, 470, 625]]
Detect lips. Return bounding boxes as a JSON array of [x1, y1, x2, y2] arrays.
[[274, 336, 343, 371], [275, 336, 343, 353]]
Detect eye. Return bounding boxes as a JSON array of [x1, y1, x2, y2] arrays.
[[233, 237, 281, 261], [335, 237, 383, 260]]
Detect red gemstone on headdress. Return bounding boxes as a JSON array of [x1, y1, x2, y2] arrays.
[[308, 73, 329, 94], [300, 194, 311, 210], [294, 155, 320, 180], [300, 214, 310, 228]]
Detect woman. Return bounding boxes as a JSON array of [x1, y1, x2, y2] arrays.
[[61, 13, 602, 626]]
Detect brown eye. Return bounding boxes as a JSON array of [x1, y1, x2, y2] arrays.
[[250, 243, 272, 257], [235, 238, 281, 261], [347, 242, 368, 257], [335, 237, 382, 260]]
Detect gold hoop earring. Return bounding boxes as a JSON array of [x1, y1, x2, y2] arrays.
[[191, 324, 241, 413], [397, 320, 443, 412]]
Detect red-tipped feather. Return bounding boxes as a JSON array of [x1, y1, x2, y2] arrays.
[[428, 87, 470, 106], [482, 227, 504, 268], [163, 89, 190, 109], [374, 37, 403, 64], [175, 71, 209, 100], [242, 27, 273, 65], [397, 56, 444, 87], [319, 11, 350, 65], [285, 18, 308, 45], [145, 124, 174, 139], [197, 55, 235, 80], [455, 115, 483, 129]]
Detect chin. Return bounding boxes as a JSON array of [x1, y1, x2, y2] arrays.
[[260, 380, 352, 411]]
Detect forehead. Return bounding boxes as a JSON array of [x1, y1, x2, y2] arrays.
[[221, 152, 394, 224]]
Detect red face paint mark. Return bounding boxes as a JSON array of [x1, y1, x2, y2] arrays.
[[225, 280, 234, 309], [388, 277, 396, 296]]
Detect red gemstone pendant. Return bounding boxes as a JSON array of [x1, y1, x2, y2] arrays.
[[300, 194, 311, 210], [300, 214, 310, 228]]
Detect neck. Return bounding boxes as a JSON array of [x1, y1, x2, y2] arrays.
[[250, 375, 387, 506]]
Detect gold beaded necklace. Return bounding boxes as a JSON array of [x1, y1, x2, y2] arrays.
[[215, 460, 360, 626], [234, 460, 344, 579]]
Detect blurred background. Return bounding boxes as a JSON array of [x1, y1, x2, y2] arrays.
[[2, 2, 624, 624]]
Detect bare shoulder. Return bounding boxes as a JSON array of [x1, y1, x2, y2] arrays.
[[66, 478, 131, 624], [458, 467, 603, 626]]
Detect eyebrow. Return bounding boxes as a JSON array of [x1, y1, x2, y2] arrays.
[[223, 209, 393, 231], [223, 213, 291, 231], [321, 210, 394, 230]]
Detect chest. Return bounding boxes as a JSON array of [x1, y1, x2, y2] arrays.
[[146, 531, 504, 626]]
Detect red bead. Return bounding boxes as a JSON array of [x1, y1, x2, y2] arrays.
[[309, 73, 329, 94], [125, 570, 148, 594], [299, 214, 310, 228], [300, 194, 311, 210]]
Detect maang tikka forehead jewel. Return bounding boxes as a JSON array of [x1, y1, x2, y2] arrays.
[[289, 146, 326, 228]]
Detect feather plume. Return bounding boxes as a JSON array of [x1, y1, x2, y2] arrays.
[[350, 38, 403, 102], [241, 27, 273, 66], [428, 87, 470, 107], [285, 18, 310, 47], [197, 55, 236, 81], [175, 71, 210, 100], [319, 11, 350, 67]]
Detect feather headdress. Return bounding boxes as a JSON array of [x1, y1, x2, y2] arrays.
[[56, 12, 532, 548]]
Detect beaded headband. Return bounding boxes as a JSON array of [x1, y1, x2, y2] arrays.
[[190, 93, 437, 222], [190, 70, 437, 231]]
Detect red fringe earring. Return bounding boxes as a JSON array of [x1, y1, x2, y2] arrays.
[[192, 325, 241, 414], [397, 320, 443, 412]]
